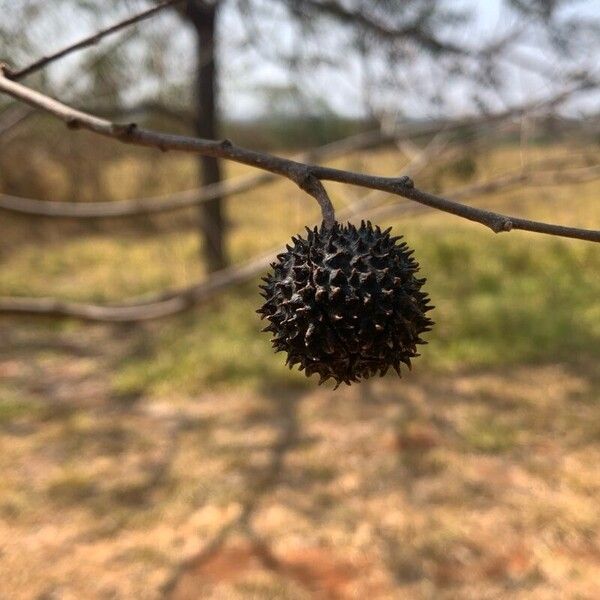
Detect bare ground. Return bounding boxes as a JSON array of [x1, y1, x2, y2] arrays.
[[1, 323, 599, 599]]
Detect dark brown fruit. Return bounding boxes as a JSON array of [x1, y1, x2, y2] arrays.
[[257, 221, 434, 387]]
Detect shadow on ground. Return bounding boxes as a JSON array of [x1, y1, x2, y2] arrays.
[[1, 322, 599, 599]]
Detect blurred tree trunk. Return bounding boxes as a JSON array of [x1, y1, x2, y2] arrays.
[[186, 1, 227, 272]]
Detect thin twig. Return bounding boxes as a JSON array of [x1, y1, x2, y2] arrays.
[[349, 160, 600, 218], [2, 0, 185, 81], [0, 129, 386, 218], [364, 165, 600, 222], [288, 0, 465, 54], [0, 74, 598, 242], [0, 29, 140, 145]]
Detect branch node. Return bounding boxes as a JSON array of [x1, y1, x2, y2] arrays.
[[0, 63, 14, 79], [220, 138, 233, 148], [295, 170, 335, 229], [291, 166, 313, 189], [66, 118, 82, 130], [296, 170, 315, 193], [490, 217, 513, 233], [113, 122, 138, 137], [397, 175, 414, 188]]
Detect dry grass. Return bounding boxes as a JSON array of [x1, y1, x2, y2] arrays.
[[0, 141, 599, 598], [1, 345, 599, 598]]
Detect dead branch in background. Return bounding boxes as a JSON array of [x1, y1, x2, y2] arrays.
[[0, 161, 597, 323], [2, 0, 185, 82], [1, 73, 599, 243], [288, 0, 465, 54], [0, 104, 31, 137], [341, 131, 452, 217]]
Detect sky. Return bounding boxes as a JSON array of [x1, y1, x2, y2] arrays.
[[3, 0, 599, 121], [215, 0, 600, 120]]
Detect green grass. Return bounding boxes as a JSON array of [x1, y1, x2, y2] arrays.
[[0, 388, 43, 424], [462, 416, 518, 454], [113, 283, 312, 396], [110, 222, 599, 396], [412, 225, 600, 370]]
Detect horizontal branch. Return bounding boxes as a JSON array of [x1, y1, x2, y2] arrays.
[[364, 165, 600, 222], [1, 73, 597, 243], [0, 129, 386, 218], [0, 252, 272, 321], [2, 0, 185, 81], [346, 161, 600, 219], [393, 78, 596, 139], [0, 165, 596, 322], [0, 81, 591, 216], [0, 72, 338, 226]]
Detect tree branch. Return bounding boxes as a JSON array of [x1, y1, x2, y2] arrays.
[[1, 162, 595, 323], [0, 73, 598, 243], [364, 165, 600, 222], [1, 80, 592, 217], [0, 130, 386, 218], [0, 30, 152, 146], [2, 0, 185, 81], [0, 250, 273, 321]]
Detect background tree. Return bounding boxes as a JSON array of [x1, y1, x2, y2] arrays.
[[181, 1, 227, 271]]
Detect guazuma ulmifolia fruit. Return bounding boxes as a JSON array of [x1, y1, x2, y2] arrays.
[[257, 221, 434, 387]]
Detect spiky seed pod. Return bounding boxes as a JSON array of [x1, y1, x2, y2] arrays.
[[257, 220, 434, 387]]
